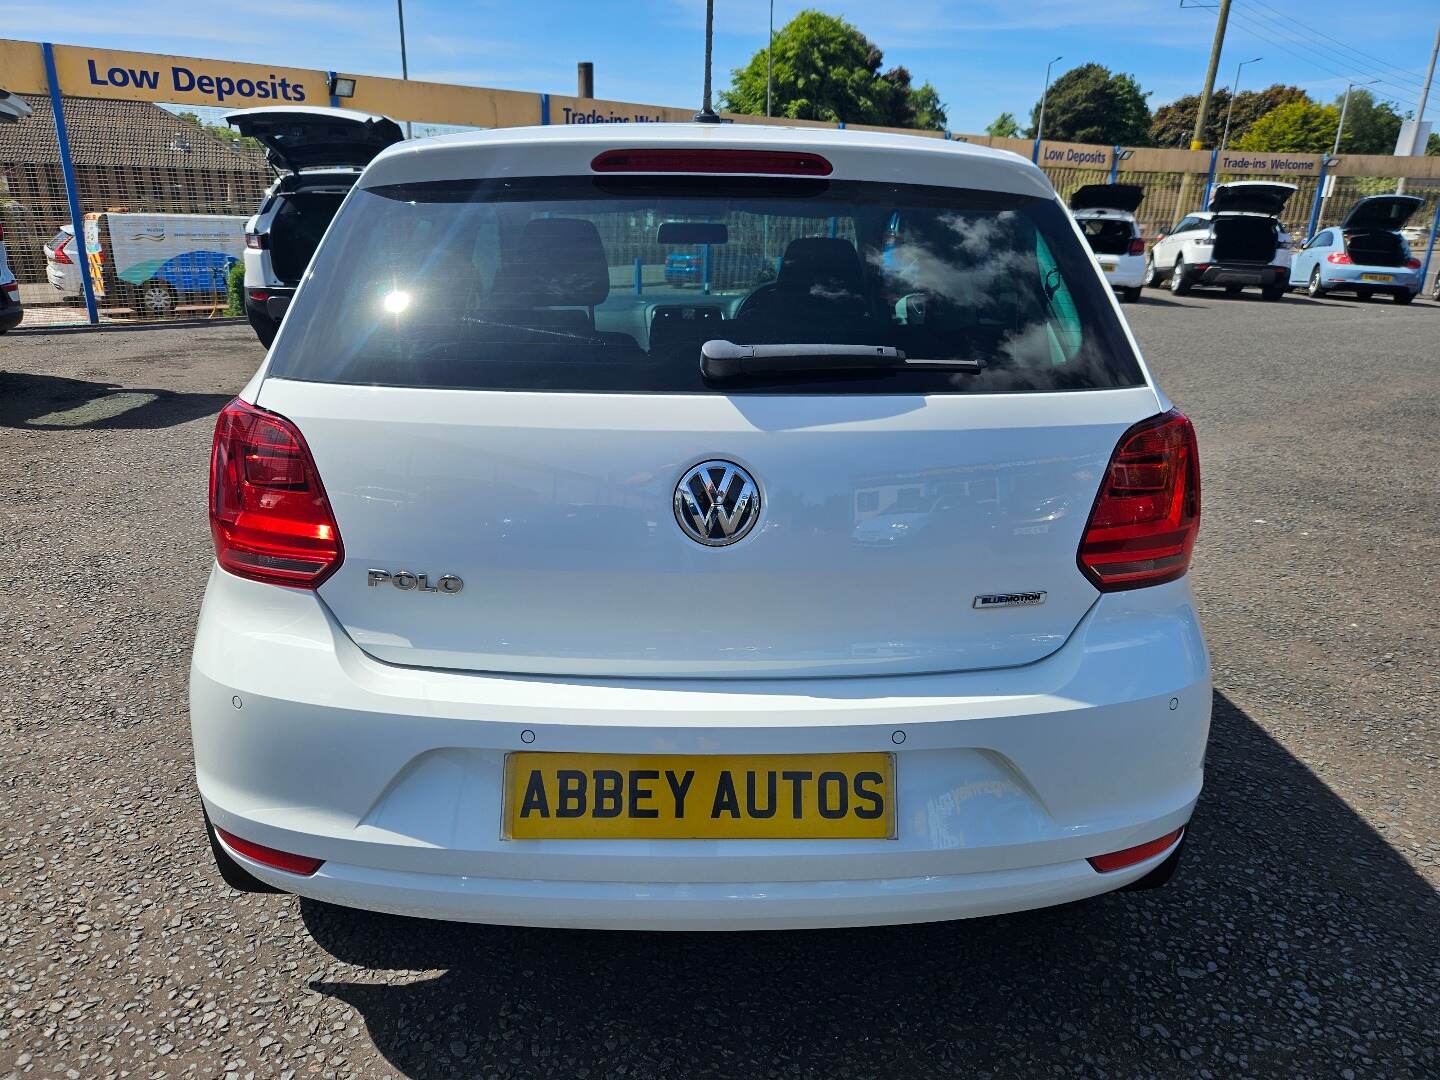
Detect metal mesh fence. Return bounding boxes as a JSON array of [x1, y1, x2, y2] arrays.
[[4, 91, 1439, 329], [594, 212, 858, 294], [1112, 172, 1193, 239], [0, 94, 270, 327]]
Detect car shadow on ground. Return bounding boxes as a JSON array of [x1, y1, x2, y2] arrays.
[[0, 371, 231, 430], [300, 691, 1440, 1078], [1128, 293, 1202, 307]]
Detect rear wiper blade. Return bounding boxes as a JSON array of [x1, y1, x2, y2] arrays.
[[700, 340, 981, 380]]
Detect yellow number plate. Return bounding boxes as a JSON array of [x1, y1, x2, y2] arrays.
[[1361, 273, 1393, 282], [504, 753, 895, 840]]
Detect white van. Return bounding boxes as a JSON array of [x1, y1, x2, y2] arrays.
[[82, 212, 247, 316]]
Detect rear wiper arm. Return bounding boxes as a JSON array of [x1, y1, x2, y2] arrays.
[[700, 340, 981, 380]]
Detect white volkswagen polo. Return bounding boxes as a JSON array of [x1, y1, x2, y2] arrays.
[[190, 123, 1210, 930]]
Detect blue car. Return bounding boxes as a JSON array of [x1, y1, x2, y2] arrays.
[[1290, 195, 1425, 304], [663, 250, 768, 289]]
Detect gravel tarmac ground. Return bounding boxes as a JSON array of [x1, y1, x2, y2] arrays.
[[1, 291, 1437, 1079]]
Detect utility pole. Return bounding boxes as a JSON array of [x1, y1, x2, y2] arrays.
[[1177, 0, 1232, 217], [1397, 23, 1438, 195], [1190, 0, 1233, 150]]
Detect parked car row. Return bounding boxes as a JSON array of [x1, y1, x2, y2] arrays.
[[1071, 182, 1433, 305], [1, 89, 33, 332], [0, 223, 22, 333], [17, 128, 1437, 337]]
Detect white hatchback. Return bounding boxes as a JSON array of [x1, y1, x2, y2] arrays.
[[1070, 183, 1147, 303], [190, 124, 1210, 930]]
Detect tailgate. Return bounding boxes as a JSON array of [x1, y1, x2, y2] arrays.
[[258, 379, 1160, 679]]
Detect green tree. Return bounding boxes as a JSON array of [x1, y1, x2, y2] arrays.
[[1334, 89, 1403, 154], [985, 112, 1022, 138], [1149, 84, 1310, 148], [1233, 100, 1339, 153], [719, 10, 946, 129], [901, 77, 947, 131], [1428, 132, 1439, 155], [1225, 85, 1311, 144], [1026, 63, 1151, 146], [1150, 89, 1228, 147], [172, 110, 259, 150]]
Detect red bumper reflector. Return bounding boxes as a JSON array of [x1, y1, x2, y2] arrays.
[[215, 827, 324, 876], [1088, 828, 1183, 873]]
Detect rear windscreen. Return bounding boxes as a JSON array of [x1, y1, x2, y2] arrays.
[[267, 175, 1144, 394], [1078, 218, 1134, 257]]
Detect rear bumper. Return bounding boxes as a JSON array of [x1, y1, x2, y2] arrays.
[[1198, 263, 1284, 286], [217, 833, 1184, 929], [1099, 257, 1145, 289], [1320, 266, 1421, 293], [0, 302, 20, 331], [244, 288, 294, 323], [191, 569, 1211, 929]]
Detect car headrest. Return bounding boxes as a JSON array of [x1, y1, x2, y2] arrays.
[[778, 237, 866, 302], [490, 218, 610, 308]]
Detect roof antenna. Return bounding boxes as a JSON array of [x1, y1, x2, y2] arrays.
[[694, 0, 722, 122]]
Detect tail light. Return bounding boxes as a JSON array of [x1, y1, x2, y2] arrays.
[[1404, 257, 1422, 269], [1088, 828, 1183, 872], [591, 148, 833, 175], [52, 235, 73, 264], [1128, 237, 1147, 256], [1326, 253, 1352, 264], [209, 398, 343, 588], [215, 826, 323, 876], [244, 232, 266, 250], [1, 280, 17, 298], [247, 288, 269, 303], [1078, 409, 1200, 591]]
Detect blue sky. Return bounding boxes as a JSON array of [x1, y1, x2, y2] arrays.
[[11, 0, 1439, 134]]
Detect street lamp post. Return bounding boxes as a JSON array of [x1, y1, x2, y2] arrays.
[[1032, 55, 1062, 164], [396, 0, 412, 138], [1319, 79, 1379, 227], [1218, 56, 1261, 151], [766, 0, 775, 117], [1332, 78, 1378, 157]]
